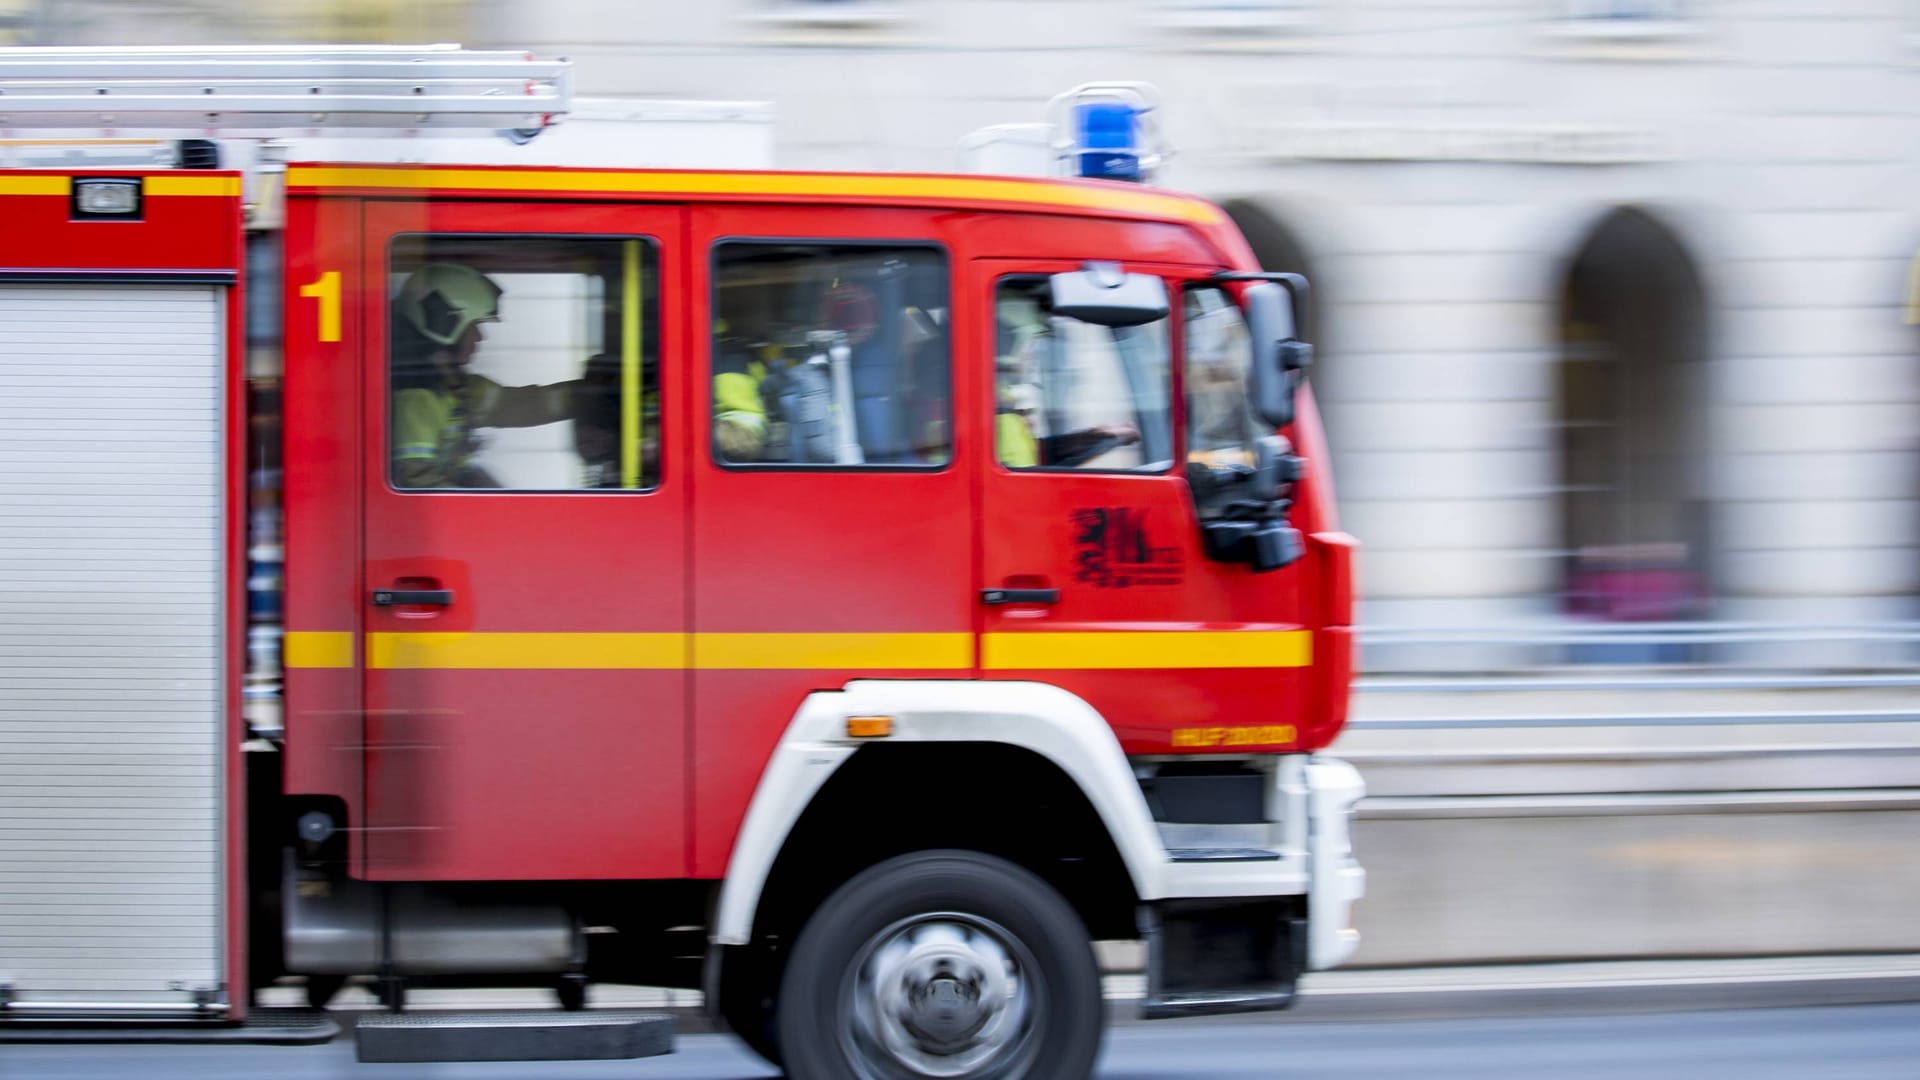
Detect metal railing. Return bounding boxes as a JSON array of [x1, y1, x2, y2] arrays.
[[1356, 620, 1920, 690], [1362, 621, 1920, 646]]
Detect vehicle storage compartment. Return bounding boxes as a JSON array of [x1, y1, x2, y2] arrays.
[[0, 282, 228, 1015]]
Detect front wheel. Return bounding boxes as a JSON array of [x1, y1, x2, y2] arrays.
[[775, 850, 1103, 1080]]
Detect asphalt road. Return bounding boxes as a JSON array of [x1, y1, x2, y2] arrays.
[[5, 1003, 1918, 1080]]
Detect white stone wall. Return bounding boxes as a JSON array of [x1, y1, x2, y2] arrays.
[[466, 0, 1920, 669]]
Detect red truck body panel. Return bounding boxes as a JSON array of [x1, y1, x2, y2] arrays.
[[273, 164, 1350, 883]]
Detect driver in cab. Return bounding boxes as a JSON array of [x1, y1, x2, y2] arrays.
[[993, 296, 1140, 469]]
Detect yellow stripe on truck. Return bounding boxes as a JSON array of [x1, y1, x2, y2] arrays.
[[283, 166, 1225, 226], [0, 176, 240, 197], [283, 631, 355, 670], [0, 176, 69, 196], [146, 175, 242, 197], [981, 630, 1312, 670], [361, 632, 970, 671], [368, 632, 686, 670], [692, 633, 972, 671], [287, 629, 1311, 671]]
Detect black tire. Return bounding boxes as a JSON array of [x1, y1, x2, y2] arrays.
[[775, 850, 1102, 1080], [716, 945, 785, 1070]]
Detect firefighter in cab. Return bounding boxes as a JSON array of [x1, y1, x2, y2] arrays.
[[389, 263, 581, 488], [992, 294, 1141, 469]]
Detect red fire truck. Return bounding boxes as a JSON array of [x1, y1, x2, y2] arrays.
[[0, 46, 1363, 1078]]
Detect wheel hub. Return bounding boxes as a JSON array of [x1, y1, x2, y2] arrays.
[[901, 964, 990, 1051], [848, 915, 1038, 1077]]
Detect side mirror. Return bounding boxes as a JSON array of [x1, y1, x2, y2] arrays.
[[1048, 261, 1169, 327], [1243, 281, 1312, 429], [1250, 435, 1301, 503], [1248, 520, 1305, 572], [1200, 517, 1304, 573]]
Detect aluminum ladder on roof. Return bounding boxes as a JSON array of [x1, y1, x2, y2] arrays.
[[0, 43, 571, 134]]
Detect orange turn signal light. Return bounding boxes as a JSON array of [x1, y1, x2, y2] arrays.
[[846, 715, 894, 738]]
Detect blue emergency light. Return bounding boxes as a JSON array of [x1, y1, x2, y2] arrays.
[[1050, 83, 1167, 184], [1074, 102, 1143, 181]]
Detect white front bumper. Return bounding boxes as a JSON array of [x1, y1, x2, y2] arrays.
[[1304, 757, 1367, 970], [1144, 754, 1367, 971]]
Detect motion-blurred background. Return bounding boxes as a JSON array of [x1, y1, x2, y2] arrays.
[[18, 0, 1917, 672]]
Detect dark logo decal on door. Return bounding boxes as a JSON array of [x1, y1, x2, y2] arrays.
[[1071, 508, 1185, 588]]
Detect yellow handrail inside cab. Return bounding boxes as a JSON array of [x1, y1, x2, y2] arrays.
[[622, 240, 643, 488]]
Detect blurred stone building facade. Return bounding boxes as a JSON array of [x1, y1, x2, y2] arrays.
[[17, 0, 1920, 671]]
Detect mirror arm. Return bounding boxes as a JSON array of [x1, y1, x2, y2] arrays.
[[1209, 270, 1310, 311]]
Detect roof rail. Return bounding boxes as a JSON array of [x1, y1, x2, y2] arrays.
[[0, 44, 569, 134]]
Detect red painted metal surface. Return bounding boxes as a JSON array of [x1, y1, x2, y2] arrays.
[[274, 170, 1353, 887], [1295, 393, 1355, 749], [4, 159, 1354, 1012], [0, 171, 241, 273], [219, 219, 249, 1022], [356, 200, 690, 881], [280, 192, 365, 824], [969, 256, 1325, 753], [685, 204, 980, 877]]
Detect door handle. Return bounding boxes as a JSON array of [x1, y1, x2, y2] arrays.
[[372, 589, 455, 607], [981, 588, 1059, 606]]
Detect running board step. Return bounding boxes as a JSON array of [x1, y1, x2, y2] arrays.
[[0, 1010, 338, 1046], [1166, 847, 1282, 862], [354, 1010, 673, 1063]]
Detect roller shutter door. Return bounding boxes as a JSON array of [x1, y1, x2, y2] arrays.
[[0, 284, 225, 1010]]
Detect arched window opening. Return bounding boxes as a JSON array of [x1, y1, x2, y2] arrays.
[[1556, 207, 1711, 660]]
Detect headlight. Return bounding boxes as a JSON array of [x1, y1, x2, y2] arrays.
[[73, 177, 142, 218]]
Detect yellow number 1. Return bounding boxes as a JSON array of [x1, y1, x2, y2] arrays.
[[299, 271, 341, 343]]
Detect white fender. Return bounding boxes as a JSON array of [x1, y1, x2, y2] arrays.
[[712, 679, 1169, 946]]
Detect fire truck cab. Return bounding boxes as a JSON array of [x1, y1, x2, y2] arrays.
[[0, 48, 1362, 1079]]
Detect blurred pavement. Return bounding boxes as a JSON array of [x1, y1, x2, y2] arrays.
[[9, 1000, 1920, 1080], [244, 954, 1920, 1028]]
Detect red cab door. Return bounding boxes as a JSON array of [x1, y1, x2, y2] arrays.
[[973, 258, 1315, 755], [686, 207, 976, 876], [359, 200, 688, 880]]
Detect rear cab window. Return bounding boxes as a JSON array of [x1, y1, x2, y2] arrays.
[[710, 242, 951, 469]]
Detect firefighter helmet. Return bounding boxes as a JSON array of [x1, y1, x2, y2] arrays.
[[1000, 382, 1042, 415], [397, 263, 503, 347]]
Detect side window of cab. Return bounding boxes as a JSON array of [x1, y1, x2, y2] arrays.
[[387, 235, 662, 492], [710, 242, 951, 468], [991, 277, 1173, 472]]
